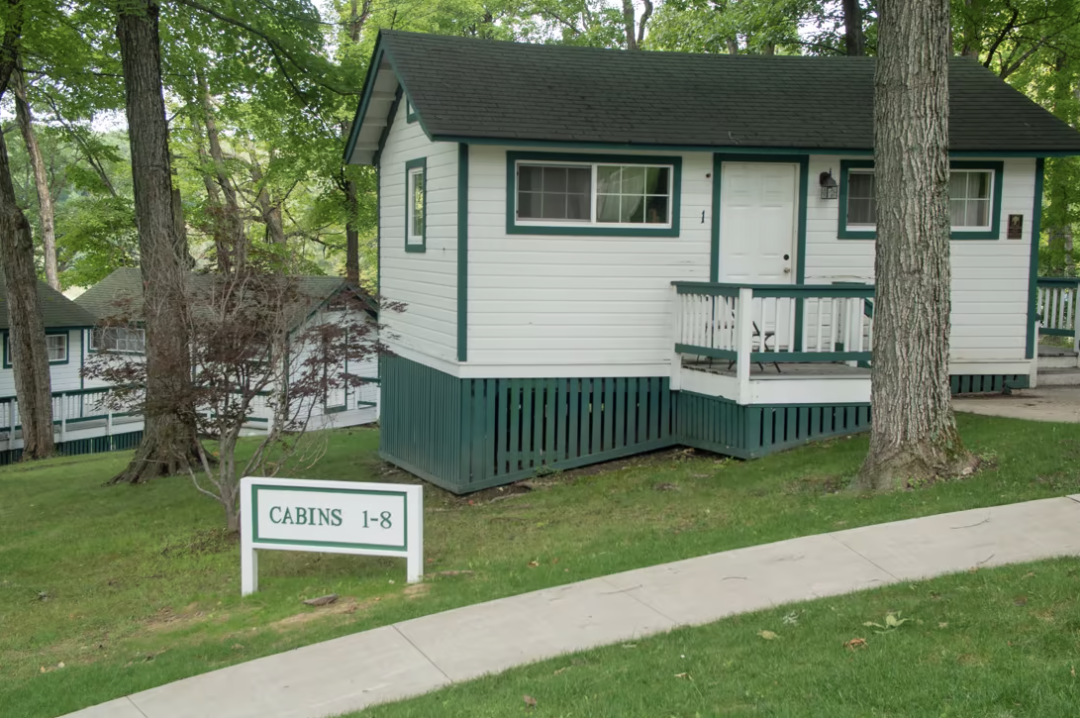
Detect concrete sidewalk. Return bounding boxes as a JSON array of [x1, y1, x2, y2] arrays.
[[65, 496, 1080, 718]]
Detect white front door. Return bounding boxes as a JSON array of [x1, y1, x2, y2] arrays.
[[718, 162, 798, 284], [718, 162, 799, 349]]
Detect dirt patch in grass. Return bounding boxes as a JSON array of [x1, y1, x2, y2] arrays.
[[784, 474, 849, 496], [144, 603, 210, 633], [271, 597, 375, 628]]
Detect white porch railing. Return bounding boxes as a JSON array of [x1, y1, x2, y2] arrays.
[[671, 281, 875, 384], [1037, 277, 1080, 339], [0, 386, 142, 451]]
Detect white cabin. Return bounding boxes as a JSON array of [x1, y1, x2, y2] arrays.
[[346, 31, 1080, 493]]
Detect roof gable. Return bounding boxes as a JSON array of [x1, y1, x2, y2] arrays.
[[0, 276, 96, 330], [345, 31, 1080, 164]]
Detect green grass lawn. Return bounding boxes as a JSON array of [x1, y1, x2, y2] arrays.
[[3, 415, 1080, 717], [353, 557, 1080, 718]]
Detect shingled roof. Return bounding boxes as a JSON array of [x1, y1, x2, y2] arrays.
[[0, 276, 96, 330], [76, 268, 371, 329], [345, 31, 1080, 164]]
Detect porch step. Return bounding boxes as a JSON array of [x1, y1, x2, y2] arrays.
[[1038, 368, 1080, 386], [1039, 355, 1079, 370]]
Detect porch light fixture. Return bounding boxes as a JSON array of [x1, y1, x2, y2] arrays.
[[819, 169, 839, 200]]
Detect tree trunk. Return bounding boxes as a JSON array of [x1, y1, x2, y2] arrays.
[[842, 0, 866, 56], [621, 0, 637, 51], [114, 0, 201, 484], [197, 70, 245, 272], [343, 0, 371, 284], [0, 0, 54, 461], [857, 0, 975, 490], [249, 156, 286, 245], [12, 72, 59, 290]]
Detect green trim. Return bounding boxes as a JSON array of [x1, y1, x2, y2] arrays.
[[949, 161, 1005, 239], [251, 484, 409, 552], [674, 344, 737, 360], [504, 151, 682, 237], [1036, 276, 1080, 286], [3, 330, 71, 368], [404, 156, 427, 253], [673, 281, 872, 298], [375, 162, 381, 294], [1040, 327, 1074, 337], [343, 40, 434, 165], [711, 154, 809, 349], [406, 98, 418, 123], [710, 154, 721, 282], [837, 159, 876, 239], [1028, 158, 1046, 359], [431, 137, 1078, 158], [457, 143, 469, 362], [838, 160, 1006, 240]]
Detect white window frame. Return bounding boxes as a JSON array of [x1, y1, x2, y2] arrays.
[[843, 168, 996, 232], [514, 160, 676, 230], [407, 166, 425, 244], [948, 169, 995, 232], [91, 327, 146, 354], [46, 334, 67, 363]]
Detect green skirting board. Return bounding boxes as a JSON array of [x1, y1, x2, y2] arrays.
[[380, 357, 1031, 493], [949, 374, 1029, 394], [0, 430, 144, 467]]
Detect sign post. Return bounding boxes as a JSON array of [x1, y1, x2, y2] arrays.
[[239, 477, 423, 596]]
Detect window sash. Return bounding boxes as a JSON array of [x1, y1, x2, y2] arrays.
[[515, 160, 675, 229], [844, 168, 994, 231], [46, 334, 67, 362], [407, 168, 424, 241], [92, 328, 145, 354]]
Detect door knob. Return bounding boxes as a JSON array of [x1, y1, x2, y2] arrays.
[[784, 267, 791, 273]]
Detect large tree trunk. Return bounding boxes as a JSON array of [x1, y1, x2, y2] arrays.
[[0, 0, 54, 461], [857, 0, 974, 490], [343, 0, 371, 284], [842, 0, 866, 56], [114, 0, 201, 484], [621, 0, 637, 51], [12, 72, 59, 290]]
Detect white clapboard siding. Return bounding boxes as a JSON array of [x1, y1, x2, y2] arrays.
[[465, 146, 711, 375], [0, 329, 86, 396], [805, 156, 1036, 364], [379, 100, 459, 364]]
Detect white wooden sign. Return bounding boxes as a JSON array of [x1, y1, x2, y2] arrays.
[[239, 476, 423, 595]]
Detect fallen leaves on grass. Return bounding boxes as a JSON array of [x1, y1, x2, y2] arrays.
[[757, 630, 778, 641], [844, 638, 867, 650], [674, 672, 689, 679], [527, 560, 540, 568], [523, 694, 538, 708]]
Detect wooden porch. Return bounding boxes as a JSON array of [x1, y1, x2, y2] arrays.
[[671, 281, 874, 406]]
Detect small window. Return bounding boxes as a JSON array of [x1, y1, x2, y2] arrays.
[[846, 171, 876, 226], [840, 161, 1002, 239], [949, 170, 993, 229], [92, 327, 145, 354], [405, 158, 426, 252], [46, 334, 67, 363]]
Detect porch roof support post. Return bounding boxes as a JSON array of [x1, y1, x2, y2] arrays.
[[736, 287, 754, 404], [669, 284, 682, 391]]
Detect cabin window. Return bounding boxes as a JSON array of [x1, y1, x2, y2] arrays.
[[507, 152, 682, 237], [91, 327, 145, 354], [2, 332, 69, 368], [838, 160, 1003, 240], [46, 335, 68, 363], [405, 157, 426, 252]]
